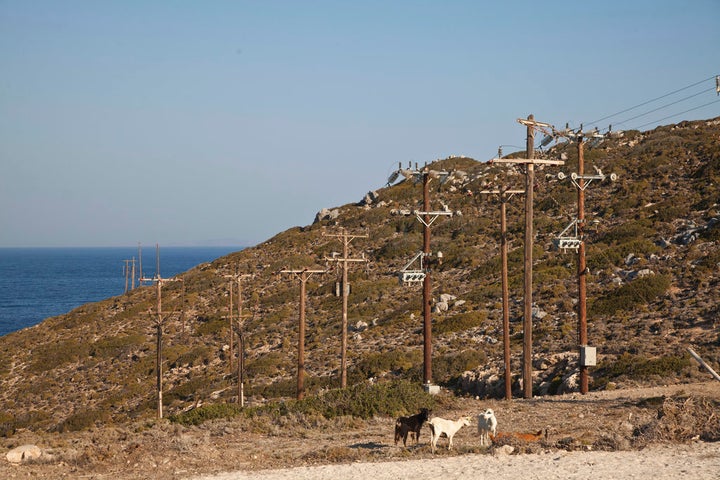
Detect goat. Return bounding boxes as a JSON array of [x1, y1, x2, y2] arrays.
[[427, 416, 472, 453], [490, 429, 544, 443], [394, 408, 431, 447], [477, 408, 498, 446]]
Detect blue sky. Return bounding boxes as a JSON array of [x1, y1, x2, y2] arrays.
[[1, 1, 718, 247]]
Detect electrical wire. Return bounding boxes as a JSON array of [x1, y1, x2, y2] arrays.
[[613, 87, 716, 127], [585, 74, 718, 127], [632, 98, 720, 130]]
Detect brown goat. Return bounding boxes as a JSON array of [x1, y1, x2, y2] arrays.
[[394, 408, 431, 447]]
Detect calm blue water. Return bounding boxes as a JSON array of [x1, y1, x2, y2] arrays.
[[0, 246, 239, 337]]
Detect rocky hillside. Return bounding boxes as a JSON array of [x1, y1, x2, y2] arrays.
[[1, 117, 719, 434]]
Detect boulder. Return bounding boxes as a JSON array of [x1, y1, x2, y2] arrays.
[[358, 190, 380, 206], [433, 301, 449, 313], [6, 444, 42, 463], [439, 293, 457, 303], [313, 208, 340, 224]]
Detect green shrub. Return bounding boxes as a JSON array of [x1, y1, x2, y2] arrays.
[[195, 317, 227, 336], [595, 352, 692, 383], [249, 379, 434, 420], [589, 239, 661, 270], [246, 352, 291, 378], [55, 407, 109, 432], [169, 345, 213, 368], [596, 222, 655, 245], [435, 311, 487, 335], [164, 376, 214, 403], [169, 403, 242, 426], [350, 348, 421, 380], [29, 339, 91, 373], [90, 334, 145, 360], [434, 349, 487, 384], [590, 274, 671, 316]]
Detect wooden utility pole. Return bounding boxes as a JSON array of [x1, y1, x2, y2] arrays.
[[388, 163, 455, 391], [324, 228, 368, 388], [491, 115, 564, 399], [480, 188, 524, 400], [554, 126, 613, 394], [577, 135, 589, 394], [280, 268, 326, 400], [123, 258, 136, 293], [139, 245, 181, 419], [232, 273, 252, 407]]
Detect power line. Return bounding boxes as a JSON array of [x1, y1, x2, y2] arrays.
[[585, 74, 717, 127], [614, 87, 716, 127], [632, 98, 720, 130]]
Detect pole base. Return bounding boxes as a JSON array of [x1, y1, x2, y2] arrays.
[[423, 383, 441, 395]]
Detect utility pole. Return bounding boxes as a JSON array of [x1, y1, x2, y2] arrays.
[[388, 162, 455, 391], [225, 270, 253, 405], [491, 115, 564, 399], [123, 258, 136, 293], [479, 188, 524, 400], [280, 268, 326, 400], [139, 244, 181, 419], [555, 126, 616, 394], [323, 228, 368, 388]]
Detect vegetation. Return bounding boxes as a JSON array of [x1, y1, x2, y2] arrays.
[[2, 119, 720, 433]]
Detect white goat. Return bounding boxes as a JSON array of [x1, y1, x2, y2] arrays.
[[477, 408, 498, 446], [427, 416, 472, 453]]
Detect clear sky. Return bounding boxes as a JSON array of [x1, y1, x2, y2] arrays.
[[1, 1, 718, 247]]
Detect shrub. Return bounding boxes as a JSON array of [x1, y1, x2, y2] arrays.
[[246, 352, 292, 378], [349, 348, 421, 380], [195, 317, 227, 337], [434, 349, 487, 385], [249, 379, 434, 421], [590, 274, 671, 316], [164, 376, 214, 403], [595, 352, 691, 383], [435, 311, 487, 335], [28, 339, 91, 374], [169, 346, 213, 368], [55, 408, 109, 432], [169, 403, 242, 426], [589, 239, 661, 270], [90, 334, 145, 360]]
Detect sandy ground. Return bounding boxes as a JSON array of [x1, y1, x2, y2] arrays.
[[193, 442, 720, 480], [2, 382, 719, 479]]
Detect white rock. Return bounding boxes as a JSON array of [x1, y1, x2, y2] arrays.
[[6, 444, 42, 463]]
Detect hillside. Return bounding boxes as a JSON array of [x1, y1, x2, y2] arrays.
[[1, 117, 719, 435]]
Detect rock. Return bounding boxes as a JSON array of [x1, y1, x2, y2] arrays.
[[314, 208, 340, 223], [624, 253, 637, 266], [433, 301, 449, 313], [560, 372, 579, 394], [493, 445, 515, 455], [358, 190, 379, 206], [353, 320, 368, 332], [439, 293, 457, 303], [6, 444, 42, 463]]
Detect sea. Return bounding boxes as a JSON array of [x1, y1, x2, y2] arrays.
[[0, 246, 240, 338]]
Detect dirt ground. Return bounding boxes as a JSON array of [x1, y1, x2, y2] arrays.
[[2, 381, 719, 479]]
